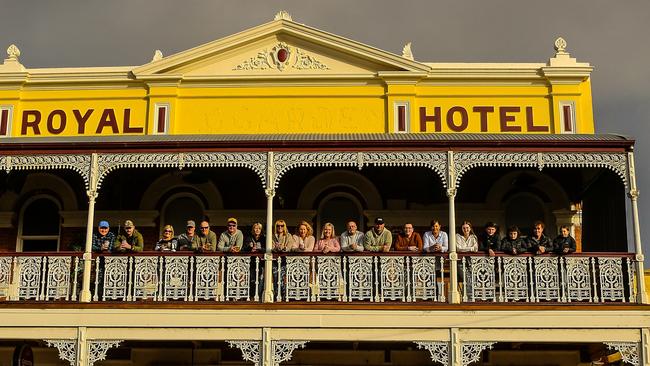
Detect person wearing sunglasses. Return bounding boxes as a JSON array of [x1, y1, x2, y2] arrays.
[[155, 224, 178, 252], [218, 217, 243, 253], [272, 219, 294, 252], [193, 220, 217, 252]]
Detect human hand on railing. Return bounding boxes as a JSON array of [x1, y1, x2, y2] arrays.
[[488, 249, 495, 257], [433, 244, 441, 252], [101, 241, 110, 252], [322, 245, 330, 254], [512, 248, 517, 255], [382, 244, 390, 253], [408, 246, 418, 252], [120, 241, 131, 250], [563, 247, 570, 254], [538, 246, 546, 254], [231, 246, 240, 253]]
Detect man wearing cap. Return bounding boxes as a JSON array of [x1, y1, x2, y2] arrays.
[[217, 217, 244, 253], [364, 217, 393, 252], [114, 220, 144, 252], [177, 220, 200, 251], [193, 219, 218, 252], [92, 220, 116, 253]]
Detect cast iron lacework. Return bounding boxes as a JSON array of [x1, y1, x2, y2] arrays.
[[273, 152, 447, 189], [0, 256, 12, 298], [462, 342, 495, 366], [2, 154, 92, 189], [96, 152, 267, 191], [45, 340, 76, 365], [88, 340, 123, 366], [605, 342, 639, 366], [228, 341, 261, 365], [414, 341, 448, 365], [453, 152, 628, 188], [273, 341, 308, 365]]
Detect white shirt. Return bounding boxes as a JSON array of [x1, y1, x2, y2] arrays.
[[423, 231, 448, 253], [455, 233, 478, 252]]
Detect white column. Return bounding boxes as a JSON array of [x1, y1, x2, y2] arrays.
[[80, 153, 99, 303], [447, 151, 461, 304], [450, 328, 461, 366], [262, 327, 272, 366], [263, 152, 275, 303], [627, 151, 648, 304], [76, 327, 87, 366]]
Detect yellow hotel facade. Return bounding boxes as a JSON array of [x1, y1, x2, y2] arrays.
[[0, 11, 648, 366]]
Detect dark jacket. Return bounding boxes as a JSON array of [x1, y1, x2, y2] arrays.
[[553, 235, 576, 254], [478, 233, 501, 253], [500, 237, 527, 255], [527, 234, 553, 254], [114, 229, 144, 252]]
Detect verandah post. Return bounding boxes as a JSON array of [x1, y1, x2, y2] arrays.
[[627, 151, 648, 304], [80, 153, 99, 303], [263, 151, 275, 303], [447, 151, 461, 304]]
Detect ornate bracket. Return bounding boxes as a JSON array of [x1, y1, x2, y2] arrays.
[[462, 342, 495, 366], [415, 341, 448, 365], [272, 340, 308, 365], [45, 339, 76, 365], [605, 342, 640, 366], [228, 340, 261, 366], [88, 340, 122, 366]]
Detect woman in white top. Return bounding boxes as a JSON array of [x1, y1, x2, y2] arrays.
[[455, 220, 478, 252], [292, 220, 315, 252], [422, 220, 449, 253]]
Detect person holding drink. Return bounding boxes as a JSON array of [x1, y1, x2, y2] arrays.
[[92, 220, 116, 253]]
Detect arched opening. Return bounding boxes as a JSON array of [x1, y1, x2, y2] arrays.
[[18, 195, 61, 252], [160, 193, 205, 237], [316, 193, 363, 235]]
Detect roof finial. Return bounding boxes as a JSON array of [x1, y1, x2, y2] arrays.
[[554, 37, 567, 55], [402, 42, 414, 61], [274, 10, 292, 21], [152, 50, 163, 62], [7, 44, 20, 60]]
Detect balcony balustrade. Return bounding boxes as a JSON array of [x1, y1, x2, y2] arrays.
[[0, 252, 638, 304]]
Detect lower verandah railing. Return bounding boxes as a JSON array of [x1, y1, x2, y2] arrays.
[[0, 252, 638, 304]]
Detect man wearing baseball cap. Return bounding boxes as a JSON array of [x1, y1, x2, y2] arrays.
[[217, 217, 243, 252], [114, 220, 144, 252], [92, 220, 116, 253], [364, 217, 392, 252], [177, 220, 199, 251]]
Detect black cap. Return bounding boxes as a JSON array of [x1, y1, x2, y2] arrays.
[[374, 217, 385, 225]]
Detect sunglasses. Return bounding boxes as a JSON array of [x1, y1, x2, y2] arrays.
[[227, 224, 237, 227], [276, 224, 285, 227]]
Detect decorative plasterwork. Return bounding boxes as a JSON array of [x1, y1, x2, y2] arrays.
[[273, 340, 308, 365], [45, 339, 76, 365], [96, 152, 267, 190], [462, 342, 495, 366], [88, 340, 123, 366], [453, 152, 628, 188], [415, 341, 448, 365], [274, 10, 292, 21], [606, 342, 640, 366], [402, 42, 414, 61], [228, 340, 261, 366], [233, 42, 329, 72], [273, 151, 447, 188], [2, 154, 92, 189]]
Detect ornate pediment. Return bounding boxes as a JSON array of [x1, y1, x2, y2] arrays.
[[132, 14, 429, 79]]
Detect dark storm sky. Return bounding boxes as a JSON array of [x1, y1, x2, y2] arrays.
[[1, 0, 649, 253]]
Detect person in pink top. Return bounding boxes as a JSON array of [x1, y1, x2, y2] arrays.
[[313, 222, 341, 253]]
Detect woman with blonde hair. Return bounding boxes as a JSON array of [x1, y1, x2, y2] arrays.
[[155, 224, 178, 252], [272, 219, 294, 252], [456, 220, 478, 252], [292, 220, 315, 252], [313, 222, 341, 253], [243, 222, 265, 252]]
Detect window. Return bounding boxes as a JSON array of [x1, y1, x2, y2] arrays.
[[18, 196, 61, 252], [393, 102, 410, 133], [160, 193, 205, 236], [0, 105, 13, 137], [559, 101, 576, 134], [153, 103, 170, 134]]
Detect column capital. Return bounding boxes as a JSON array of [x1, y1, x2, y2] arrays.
[[265, 188, 275, 198], [628, 189, 640, 199], [446, 188, 457, 198], [86, 190, 98, 200]]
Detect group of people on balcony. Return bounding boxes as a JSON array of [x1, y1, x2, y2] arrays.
[[91, 216, 576, 255]]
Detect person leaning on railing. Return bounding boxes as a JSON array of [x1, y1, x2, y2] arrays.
[[478, 221, 501, 256], [155, 224, 178, 252], [113, 219, 144, 253], [217, 217, 243, 253], [193, 219, 218, 252], [422, 220, 448, 253], [500, 225, 527, 255], [364, 217, 392, 252], [340, 220, 365, 252], [242, 222, 265, 253], [456, 221, 478, 253], [92, 220, 116, 253], [313, 222, 341, 253], [553, 225, 576, 254], [394, 223, 423, 252], [273, 219, 295, 252], [527, 221, 553, 255], [292, 220, 315, 252], [177, 220, 200, 251]]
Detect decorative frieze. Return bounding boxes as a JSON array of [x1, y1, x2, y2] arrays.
[[605, 342, 639, 366], [415, 341, 448, 365], [228, 340, 261, 365], [273, 340, 308, 365], [462, 341, 495, 366], [45, 339, 76, 365], [2, 154, 92, 189]]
